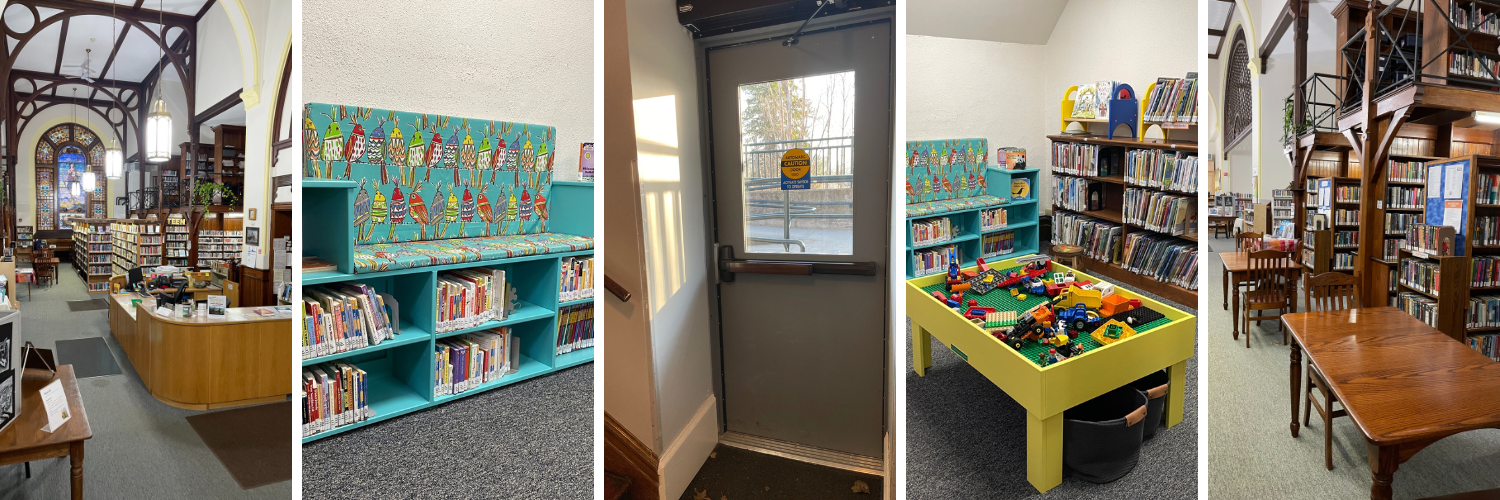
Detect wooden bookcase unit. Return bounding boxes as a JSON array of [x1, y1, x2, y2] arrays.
[[110, 219, 163, 274], [70, 219, 111, 293], [300, 180, 595, 443], [1047, 132, 1199, 307]]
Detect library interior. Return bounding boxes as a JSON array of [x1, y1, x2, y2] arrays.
[[904, 1, 1199, 497], [0, 0, 294, 498], [1205, 1, 1500, 499]]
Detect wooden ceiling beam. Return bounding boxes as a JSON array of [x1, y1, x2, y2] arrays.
[[194, 0, 215, 21], [11, 69, 142, 91], [53, 17, 70, 77], [25, 0, 197, 27], [1258, 0, 1302, 74]]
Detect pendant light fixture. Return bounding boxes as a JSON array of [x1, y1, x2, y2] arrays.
[[104, 1, 122, 178], [144, 0, 171, 163], [71, 88, 84, 198], [81, 85, 96, 194]]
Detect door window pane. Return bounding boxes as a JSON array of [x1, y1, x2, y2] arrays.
[[738, 71, 855, 255]]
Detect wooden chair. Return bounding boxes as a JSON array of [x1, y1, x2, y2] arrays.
[[1235, 231, 1263, 252], [33, 263, 54, 288], [1241, 249, 1292, 348], [1301, 272, 1358, 470]]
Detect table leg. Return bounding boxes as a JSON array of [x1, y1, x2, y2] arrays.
[[1164, 359, 1187, 428], [1290, 340, 1302, 439], [1026, 410, 1064, 493], [912, 323, 932, 377], [1232, 276, 1241, 341], [1222, 266, 1229, 310], [69, 441, 83, 500], [1367, 443, 1397, 500]]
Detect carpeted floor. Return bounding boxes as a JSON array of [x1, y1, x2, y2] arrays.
[[0, 264, 291, 499], [301, 362, 593, 498], [1202, 238, 1500, 499], [906, 250, 1200, 499], [679, 445, 882, 499]]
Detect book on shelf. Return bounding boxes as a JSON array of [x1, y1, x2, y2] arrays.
[[1389, 160, 1427, 182], [303, 257, 337, 273], [1389, 137, 1434, 157], [1124, 149, 1197, 192], [1095, 81, 1116, 117], [1334, 185, 1361, 203], [1468, 332, 1500, 362], [302, 361, 371, 437], [1049, 142, 1120, 177], [981, 232, 1015, 257], [912, 217, 955, 246], [302, 283, 395, 360], [1385, 186, 1424, 209], [1398, 258, 1444, 295], [1071, 84, 1099, 119], [559, 257, 594, 302], [1119, 233, 1198, 290], [1473, 256, 1500, 287], [1396, 292, 1440, 329], [1335, 209, 1360, 226], [1122, 188, 1195, 236], [434, 328, 513, 397], [1053, 212, 1121, 262], [980, 207, 1008, 230], [1402, 225, 1459, 257], [913, 245, 957, 277], [1478, 173, 1500, 205], [1335, 230, 1359, 247], [1144, 76, 1198, 123], [997, 147, 1027, 170], [1451, 0, 1500, 36], [557, 303, 594, 354], [436, 268, 509, 333]]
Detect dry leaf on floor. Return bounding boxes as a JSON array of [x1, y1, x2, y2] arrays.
[[710, 452, 717, 458], [852, 480, 870, 494], [720, 496, 728, 500], [693, 488, 710, 500], [764, 487, 770, 491]]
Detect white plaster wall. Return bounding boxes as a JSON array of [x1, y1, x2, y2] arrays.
[[303, 0, 595, 181], [1252, 0, 1341, 196], [907, 35, 1050, 209], [195, 4, 245, 109], [626, 0, 716, 463], [235, 0, 292, 267]]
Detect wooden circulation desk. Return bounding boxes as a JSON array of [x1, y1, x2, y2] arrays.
[[107, 292, 291, 410]]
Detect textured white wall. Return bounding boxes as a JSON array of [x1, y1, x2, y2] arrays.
[[303, 0, 595, 181], [195, 5, 244, 110]]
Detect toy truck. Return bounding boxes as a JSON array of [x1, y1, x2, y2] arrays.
[[1055, 303, 1101, 331], [1099, 294, 1142, 317]]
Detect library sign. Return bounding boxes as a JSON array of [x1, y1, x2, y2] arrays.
[[781, 148, 811, 190]]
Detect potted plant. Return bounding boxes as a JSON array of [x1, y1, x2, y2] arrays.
[[194, 182, 240, 206]]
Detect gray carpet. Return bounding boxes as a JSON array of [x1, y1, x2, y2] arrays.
[[0, 263, 291, 500], [301, 362, 593, 498], [680, 445, 882, 499], [906, 250, 1200, 499], [1202, 238, 1500, 499]]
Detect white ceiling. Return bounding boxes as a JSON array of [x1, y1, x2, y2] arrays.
[[2, 1, 206, 94], [907, 0, 1070, 45]]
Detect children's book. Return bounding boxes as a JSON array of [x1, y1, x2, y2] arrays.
[[1072, 84, 1098, 119], [1096, 81, 1116, 117]]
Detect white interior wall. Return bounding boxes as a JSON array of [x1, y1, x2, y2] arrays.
[[908, 0, 1196, 216], [303, 0, 594, 181], [195, 5, 244, 110], [236, 0, 292, 267]]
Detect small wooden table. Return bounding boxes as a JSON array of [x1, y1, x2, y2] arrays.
[[1219, 251, 1301, 341], [31, 258, 59, 287], [0, 365, 92, 500], [1282, 308, 1500, 500], [1209, 215, 1236, 238]]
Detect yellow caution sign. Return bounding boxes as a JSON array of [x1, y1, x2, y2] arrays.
[[781, 148, 811, 190]]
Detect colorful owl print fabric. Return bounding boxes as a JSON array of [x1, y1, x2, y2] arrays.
[[904, 138, 990, 209], [304, 103, 558, 245]]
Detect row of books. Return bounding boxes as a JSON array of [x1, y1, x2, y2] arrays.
[[1053, 212, 1121, 262], [1388, 160, 1426, 182], [1454, 141, 1493, 156], [1385, 186, 1424, 209], [981, 231, 1015, 258], [912, 217, 955, 246], [560, 257, 595, 302], [1123, 149, 1197, 192], [1471, 294, 1500, 330], [1335, 209, 1360, 226], [1143, 77, 1198, 123], [302, 283, 396, 360], [1119, 233, 1197, 290], [1471, 256, 1500, 287], [434, 329, 516, 397], [1050, 142, 1118, 177], [913, 245, 957, 277], [1449, 52, 1500, 81], [1450, 0, 1500, 36], [1469, 334, 1500, 362], [1386, 212, 1421, 235], [1334, 186, 1362, 203], [1398, 258, 1444, 296], [980, 207, 1008, 230], [1306, 159, 1340, 178], [1122, 188, 1194, 236], [302, 362, 370, 438], [1396, 292, 1440, 330], [1403, 224, 1458, 256], [437, 268, 510, 333], [556, 304, 594, 355], [1335, 230, 1358, 247], [1389, 137, 1435, 158], [1384, 239, 1400, 261], [1052, 176, 1101, 212], [1069, 82, 1114, 119], [1478, 173, 1500, 205], [1333, 252, 1354, 271], [1475, 216, 1500, 246]]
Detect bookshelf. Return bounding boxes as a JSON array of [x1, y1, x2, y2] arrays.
[[300, 180, 594, 443], [15, 226, 32, 267], [196, 228, 243, 269], [110, 219, 163, 274], [164, 213, 190, 268], [905, 166, 1040, 278], [1047, 134, 1198, 306], [70, 219, 111, 293]]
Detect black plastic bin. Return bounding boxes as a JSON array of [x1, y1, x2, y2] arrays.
[[1063, 386, 1148, 483], [1128, 369, 1170, 440]]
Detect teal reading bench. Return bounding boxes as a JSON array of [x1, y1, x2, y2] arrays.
[[303, 104, 592, 274], [906, 138, 1008, 217]]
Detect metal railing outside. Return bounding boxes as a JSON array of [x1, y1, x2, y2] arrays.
[[741, 136, 854, 252]]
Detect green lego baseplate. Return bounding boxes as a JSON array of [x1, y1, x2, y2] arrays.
[[920, 262, 1172, 367]]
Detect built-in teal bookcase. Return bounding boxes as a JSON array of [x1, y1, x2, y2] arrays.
[[904, 166, 1040, 278]]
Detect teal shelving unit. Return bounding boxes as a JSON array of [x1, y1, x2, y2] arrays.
[[301, 181, 594, 443], [905, 167, 1040, 278]]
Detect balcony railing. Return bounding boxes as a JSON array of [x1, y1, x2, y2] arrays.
[[1286, 73, 1349, 143], [1340, 0, 1500, 111], [741, 136, 854, 252]]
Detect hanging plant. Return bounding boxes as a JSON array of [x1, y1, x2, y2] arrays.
[[194, 182, 240, 206]]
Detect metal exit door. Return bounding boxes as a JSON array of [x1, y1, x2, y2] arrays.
[[705, 19, 892, 459]]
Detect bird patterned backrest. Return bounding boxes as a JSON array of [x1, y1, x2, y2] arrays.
[[303, 103, 556, 245], [904, 138, 989, 205]]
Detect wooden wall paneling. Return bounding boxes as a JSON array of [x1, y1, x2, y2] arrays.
[[605, 412, 661, 500]]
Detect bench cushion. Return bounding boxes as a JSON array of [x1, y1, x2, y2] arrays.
[[304, 103, 559, 245], [907, 195, 1008, 218], [353, 233, 594, 274], [905, 138, 989, 205]]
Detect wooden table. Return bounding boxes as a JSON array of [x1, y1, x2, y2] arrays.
[[909, 257, 1196, 493], [0, 365, 92, 500], [1219, 251, 1301, 341], [31, 258, 58, 286], [1209, 215, 1236, 237], [1282, 308, 1500, 500]]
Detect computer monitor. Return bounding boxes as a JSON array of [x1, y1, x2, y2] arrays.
[[128, 267, 144, 290]]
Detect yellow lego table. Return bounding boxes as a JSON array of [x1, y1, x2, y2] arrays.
[[908, 256, 1195, 493]]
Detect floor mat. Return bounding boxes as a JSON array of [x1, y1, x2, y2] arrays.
[[679, 445, 882, 499], [65, 299, 110, 312], [185, 401, 293, 490], [54, 337, 121, 379]]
